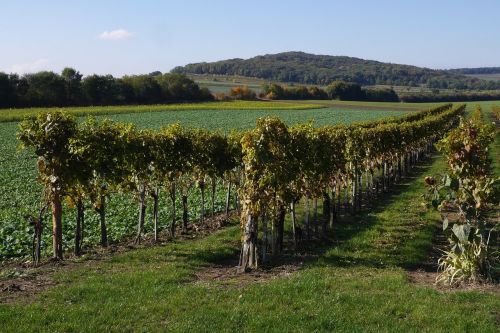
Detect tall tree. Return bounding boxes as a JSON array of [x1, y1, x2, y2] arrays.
[[61, 67, 83, 105]]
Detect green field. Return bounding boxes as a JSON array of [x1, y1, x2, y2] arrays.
[[0, 100, 322, 123], [188, 74, 268, 94]]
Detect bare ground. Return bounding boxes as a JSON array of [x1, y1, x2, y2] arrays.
[[192, 250, 319, 289]]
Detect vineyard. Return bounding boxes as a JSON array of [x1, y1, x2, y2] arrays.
[[7, 103, 465, 268], [1, 102, 499, 332], [0, 105, 413, 259]]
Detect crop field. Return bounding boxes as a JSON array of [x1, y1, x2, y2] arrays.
[[0, 103, 418, 260], [188, 74, 268, 93], [0, 100, 321, 123], [196, 80, 263, 94]]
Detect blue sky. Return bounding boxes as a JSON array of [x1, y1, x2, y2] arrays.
[[1, 0, 499, 76]]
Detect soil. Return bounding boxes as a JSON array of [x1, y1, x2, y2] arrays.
[[192, 251, 318, 289]]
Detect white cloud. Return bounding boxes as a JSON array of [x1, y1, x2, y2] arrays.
[[98, 29, 133, 41], [7, 59, 49, 74]]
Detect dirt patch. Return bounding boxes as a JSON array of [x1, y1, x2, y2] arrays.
[[0, 267, 58, 304], [407, 269, 499, 293], [193, 252, 318, 289], [0, 211, 237, 304]]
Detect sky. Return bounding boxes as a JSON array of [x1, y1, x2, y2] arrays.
[[1, 0, 499, 76]]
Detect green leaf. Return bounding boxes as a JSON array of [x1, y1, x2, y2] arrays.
[[452, 223, 470, 243], [444, 174, 452, 187], [442, 217, 449, 231]]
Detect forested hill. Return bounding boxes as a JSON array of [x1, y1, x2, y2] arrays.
[[172, 51, 500, 90], [446, 67, 500, 75]]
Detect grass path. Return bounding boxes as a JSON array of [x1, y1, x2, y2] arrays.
[[0, 153, 498, 332]]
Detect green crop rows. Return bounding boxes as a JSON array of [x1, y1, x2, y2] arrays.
[[0, 100, 322, 123]]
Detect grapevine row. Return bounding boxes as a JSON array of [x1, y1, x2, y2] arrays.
[[238, 103, 465, 270], [17, 104, 466, 269]]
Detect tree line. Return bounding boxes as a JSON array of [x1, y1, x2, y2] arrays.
[[0, 69, 212, 108], [18, 103, 466, 272], [399, 90, 500, 103], [172, 51, 500, 90], [446, 67, 500, 75], [262, 82, 500, 103], [262, 82, 399, 102]]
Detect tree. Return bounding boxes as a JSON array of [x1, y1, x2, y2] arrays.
[[61, 67, 83, 105], [0, 72, 15, 108], [325, 81, 364, 100], [23, 71, 67, 107], [82, 74, 120, 105], [262, 83, 285, 99], [229, 86, 256, 100], [156, 73, 212, 101], [121, 75, 162, 104]]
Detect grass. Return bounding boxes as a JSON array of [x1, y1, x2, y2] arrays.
[[0, 100, 322, 123], [0, 151, 498, 332]]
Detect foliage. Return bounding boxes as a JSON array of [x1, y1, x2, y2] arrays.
[[425, 106, 498, 285], [228, 86, 256, 100], [172, 51, 500, 89], [492, 106, 500, 123], [447, 67, 500, 75], [2, 153, 499, 332], [17, 112, 79, 201], [3, 103, 462, 260], [326, 81, 364, 100], [261, 81, 399, 102], [0, 70, 212, 109], [236, 104, 465, 270], [400, 90, 500, 103], [0, 104, 415, 259]]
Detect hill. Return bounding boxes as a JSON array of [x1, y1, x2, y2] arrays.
[[446, 67, 500, 75], [172, 51, 500, 90]]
